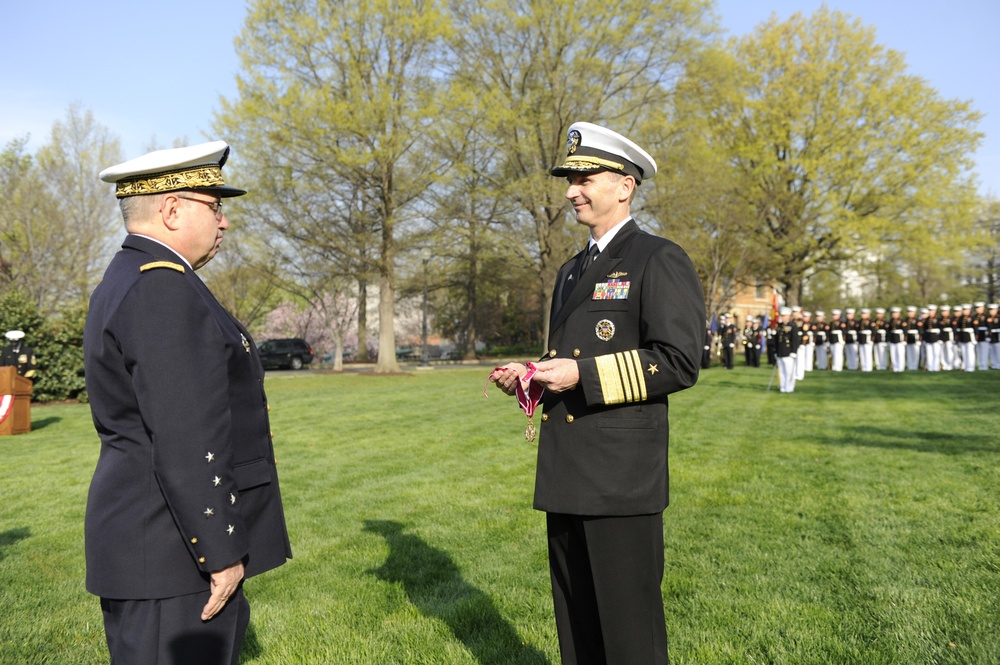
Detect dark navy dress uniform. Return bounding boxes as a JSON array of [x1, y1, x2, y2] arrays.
[[85, 235, 291, 663], [539, 219, 704, 664]]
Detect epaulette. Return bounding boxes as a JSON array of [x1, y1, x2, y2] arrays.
[[140, 261, 185, 274]]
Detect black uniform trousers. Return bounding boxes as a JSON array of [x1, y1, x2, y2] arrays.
[[100, 586, 249, 665], [547, 512, 668, 665]]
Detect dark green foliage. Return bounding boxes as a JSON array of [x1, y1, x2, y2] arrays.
[[0, 288, 87, 403]]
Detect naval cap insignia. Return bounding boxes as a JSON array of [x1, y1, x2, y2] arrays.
[[595, 319, 616, 342], [567, 129, 581, 155]]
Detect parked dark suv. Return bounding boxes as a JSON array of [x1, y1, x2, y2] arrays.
[[257, 338, 314, 370]]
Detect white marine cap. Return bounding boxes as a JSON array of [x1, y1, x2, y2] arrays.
[[791, 306, 802, 312], [927, 304, 937, 310], [920, 308, 928, 314], [875, 307, 885, 313], [551, 122, 657, 184], [779, 306, 792, 315], [940, 304, 951, 311], [845, 308, 856, 314], [860, 308, 870, 314], [815, 310, 825, 316], [890, 306, 901, 312], [906, 305, 917, 311], [974, 301, 985, 307], [962, 303, 973, 309], [100, 140, 247, 199], [802, 311, 812, 317], [831, 309, 842, 315], [4, 330, 25, 341], [989, 303, 998, 309]]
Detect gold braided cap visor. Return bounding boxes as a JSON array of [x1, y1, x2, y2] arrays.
[[550, 151, 644, 182], [114, 165, 227, 198]]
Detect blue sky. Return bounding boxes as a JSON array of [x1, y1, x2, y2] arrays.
[[2, 0, 997, 196]]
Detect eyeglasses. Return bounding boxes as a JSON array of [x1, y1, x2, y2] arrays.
[[176, 195, 223, 219]]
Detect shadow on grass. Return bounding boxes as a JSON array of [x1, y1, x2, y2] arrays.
[[0, 526, 31, 561], [27, 416, 61, 431], [815, 425, 998, 455], [363, 520, 548, 665], [238, 620, 262, 663]]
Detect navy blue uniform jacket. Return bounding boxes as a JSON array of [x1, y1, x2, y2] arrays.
[[535, 220, 704, 516], [84, 235, 291, 600]]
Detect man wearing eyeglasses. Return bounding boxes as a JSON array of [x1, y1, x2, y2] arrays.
[[84, 142, 291, 665]]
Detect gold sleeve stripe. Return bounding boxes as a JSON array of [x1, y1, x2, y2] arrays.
[[140, 261, 186, 274], [623, 350, 647, 401], [595, 354, 625, 405], [595, 351, 648, 405], [615, 353, 634, 403]]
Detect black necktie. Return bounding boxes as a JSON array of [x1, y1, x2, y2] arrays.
[[579, 244, 600, 281]]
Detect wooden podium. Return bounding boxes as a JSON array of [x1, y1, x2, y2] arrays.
[[0, 366, 32, 435]]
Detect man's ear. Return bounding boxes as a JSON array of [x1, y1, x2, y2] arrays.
[[619, 175, 636, 203], [160, 194, 183, 231]]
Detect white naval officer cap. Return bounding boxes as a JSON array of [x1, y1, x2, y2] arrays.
[[551, 122, 657, 184], [941, 305, 951, 311], [815, 310, 825, 316], [4, 330, 25, 341], [974, 301, 985, 307], [860, 308, 870, 314], [891, 307, 901, 312], [989, 303, 999, 309], [831, 309, 842, 315], [779, 307, 792, 315], [845, 308, 856, 314], [906, 305, 917, 311], [962, 303, 973, 309], [875, 308, 885, 313], [100, 140, 247, 199], [928, 304, 937, 310]]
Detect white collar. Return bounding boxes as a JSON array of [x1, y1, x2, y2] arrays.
[[130, 234, 193, 270], [588, 217, 632, 253]]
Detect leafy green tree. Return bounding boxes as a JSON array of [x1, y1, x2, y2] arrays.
[[446, 0, 716, 343], [688, 8, 982, 306], [215, 0, 452, 372], [0, 105, 121, 316]]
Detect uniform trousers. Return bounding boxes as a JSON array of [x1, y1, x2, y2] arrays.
[[804, 343, 815, 372], [906, 344, 920, 370], [795, 351, 805, 380], [778, 355, 797, 393], [845, 343, 859, 371], [925, 342, 940, 371], [961, 342, 976, 371], [990, 342, 1000, 369], [890, 343, 906, 372], [977, 341, 990, 370], [859, 343, 874, 372], [830, 343, 844, 371], [815, 343, 829, 370], [874, 343, 888, 370], [547, 512, 667, 665], [941, 341, 954, 370], [101, 586, 249, 665]]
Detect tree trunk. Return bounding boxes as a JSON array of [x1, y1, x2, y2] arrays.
[[374, 220, 400, 373], [356, 278, 369, 362]]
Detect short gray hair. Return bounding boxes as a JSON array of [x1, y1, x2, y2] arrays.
[[119, 194, 164, 229]]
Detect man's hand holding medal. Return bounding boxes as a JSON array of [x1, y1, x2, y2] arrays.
[[485, 359, 580, 441]]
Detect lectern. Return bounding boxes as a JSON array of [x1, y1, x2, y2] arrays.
[[0, 366, 32, 435]]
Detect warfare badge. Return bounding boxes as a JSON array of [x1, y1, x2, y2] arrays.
[[595, 319, 616, 342]]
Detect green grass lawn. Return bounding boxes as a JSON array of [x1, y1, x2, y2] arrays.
[[1, 365, 998, 664]]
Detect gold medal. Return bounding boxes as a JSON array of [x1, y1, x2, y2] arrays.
[[524, 420, 536, 442]]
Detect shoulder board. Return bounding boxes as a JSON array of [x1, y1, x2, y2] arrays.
[[140, 261, 185, 274]]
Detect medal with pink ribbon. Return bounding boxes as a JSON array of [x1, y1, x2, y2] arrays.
[[485, 362, 545, 442]]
